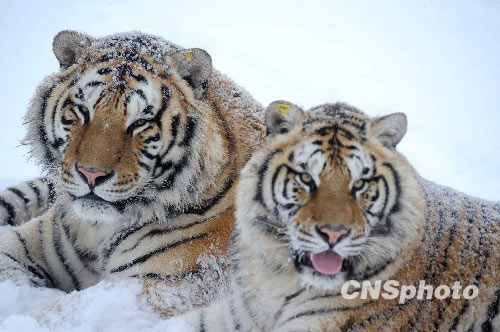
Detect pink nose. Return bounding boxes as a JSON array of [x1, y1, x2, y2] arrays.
[[78, 167, 109, 186], [319, 227, 348, 245]]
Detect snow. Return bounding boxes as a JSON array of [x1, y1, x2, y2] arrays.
[[0, 223, 225, 331], [0, 278, 193, 332]]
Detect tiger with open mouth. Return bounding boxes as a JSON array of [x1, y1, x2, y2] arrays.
[[165, 101, 499, 331]]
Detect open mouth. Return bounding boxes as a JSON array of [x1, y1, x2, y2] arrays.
[[295, 250, 351, 276]]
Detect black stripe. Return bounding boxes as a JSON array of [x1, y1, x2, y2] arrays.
[[282, 172, 290, 199], [179, 116, 197, 146], [155, 113, 179, 169], [25, 264, 46, 281], [12, 231, 55, 287], [8, 188, 30, 205], [157, 154, 190, 190], [274, 288, 306, 322], [144, 133, 160, 144], [52, 220, 82, 290], [43, 178, 56, 204], [27, 181, 42, 207], [124, 219, 210, 253], [130, 268, 201, 281], [382, 163, 401, 214], [199, 310, 206, 332], [38, 85, 56, 164], [131, 73, 147, 83], [104, 219, 155, 260], [36, 220, 56, 287], [232, 261, 260, 327], [140, 149, 156, 159], [93, 92, 106, 109], [449, 203, 492, 331], [76, 105, 90, 125], [108, 192, 153, 213], [142, 105, 154, 115], [132, 88, 147, 101], [67, 76, 79, 88], [61, 221, 99, 270], [173, 175, 235, 216], [254, 149, 282, 205], [341, 119, 366, 134], [230, 297, 242, 331], [252, 216, 287, 240], [366, 175, 390, 227], [481, 288, 499, 332], [110, 232, 209, 273], [0, 252, 46, 281], [298, 290, 346, 306], [62, 97, 75, 109], [0, 266, 45, 287], [138, 161, 151, 172], [211, 97, 237, 158], [154, 116, 199, 190], [86, 81, 105, 87], [432, 196, 461, 329], [97, 67, 112, 75], [152, 86, 170, 124], [0, 197, 16, 225], [341, 303, 405, 331], [50, 95, 62, 149], [280, 301, 373, 327], [1, 252, 22, 265]]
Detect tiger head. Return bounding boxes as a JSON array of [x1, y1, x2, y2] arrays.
[[24, 31, 229, 223], [237, 101, 424, 290]]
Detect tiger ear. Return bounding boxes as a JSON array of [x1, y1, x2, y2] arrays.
[[265, 101, 305, 137], [371, 112, 407, 148], [53, 30, 94, 70], [171, 48, 212, 99]]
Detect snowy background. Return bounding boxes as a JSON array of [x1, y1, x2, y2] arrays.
[[0, 0, 499, 331], [0, 0, 499, 201]]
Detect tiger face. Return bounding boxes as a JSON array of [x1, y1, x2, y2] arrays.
[[240, 101, 423, 290], [25, 31, 225, 223]]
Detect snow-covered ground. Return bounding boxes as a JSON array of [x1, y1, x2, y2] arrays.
[[0, 279, 194, 332], [0, 1, 499, 331]]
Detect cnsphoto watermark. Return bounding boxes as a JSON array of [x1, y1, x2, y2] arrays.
[[341, 280, 478, 304]]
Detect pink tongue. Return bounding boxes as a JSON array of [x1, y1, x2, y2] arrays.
[[310, 250, 343, 275]]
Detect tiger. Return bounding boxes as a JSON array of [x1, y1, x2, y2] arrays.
[[0, 30, 265, 314], [164, 101, 499, 331], [0, 178, 55, 226]]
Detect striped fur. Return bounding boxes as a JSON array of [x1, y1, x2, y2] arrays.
[[0, 178, 55, 226], [170, 101, 499, 331], [0, 31, 264, 315]]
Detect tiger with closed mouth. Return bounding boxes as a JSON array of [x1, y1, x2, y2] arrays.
[[165, 101, 499, 331], [0, 30, 264, 314]]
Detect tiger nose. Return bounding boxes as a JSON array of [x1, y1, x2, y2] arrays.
[[77, 167, 113, 187], [315, 225, 349, 245]]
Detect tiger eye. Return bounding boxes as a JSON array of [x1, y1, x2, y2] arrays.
[[132, 119, 147, 128], [300, 173, 312, 183], [353, 179, 365, 189]]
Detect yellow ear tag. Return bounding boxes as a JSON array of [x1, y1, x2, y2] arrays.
[[277, 103, 292, 116], [181, 50, 194, 63]]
